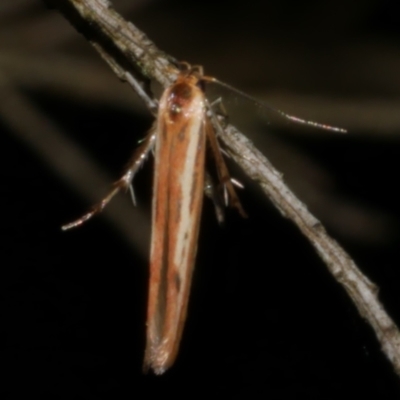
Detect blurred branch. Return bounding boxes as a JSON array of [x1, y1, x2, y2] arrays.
[[0, 52, 142, 110], [3, 51, 400, 135], [42, 0, 400, 376], [0, 73, 150, 255]]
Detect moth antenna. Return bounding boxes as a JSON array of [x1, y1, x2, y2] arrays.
[[208, 77, 346, 133]]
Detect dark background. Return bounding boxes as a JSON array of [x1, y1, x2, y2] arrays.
[[1, 0, 400, 397]]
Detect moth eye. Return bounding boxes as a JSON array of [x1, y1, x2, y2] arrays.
[[170, 103, 181, 115]]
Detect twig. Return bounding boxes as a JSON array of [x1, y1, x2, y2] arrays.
[[43, 0, 400, 376]]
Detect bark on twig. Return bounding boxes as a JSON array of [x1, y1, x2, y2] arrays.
[[43, 0, 400, 376]]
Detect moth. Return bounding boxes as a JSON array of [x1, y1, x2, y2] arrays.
[[62, 64, 345, 374]]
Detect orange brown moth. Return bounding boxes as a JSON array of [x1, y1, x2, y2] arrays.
[[62, 64, 345, 374], [62, 64, 246, 374], [143, 66, 248, 374]]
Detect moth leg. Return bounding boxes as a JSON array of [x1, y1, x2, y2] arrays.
[[205, 116, 247, 218], [124, 72, 158, 114], [204, 171, 225, 224], [209, 97, 228, 122], [62, 125, 156, 230]]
